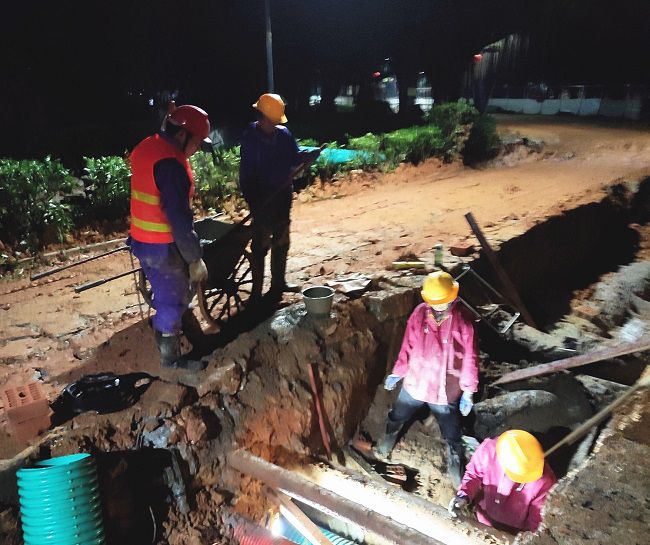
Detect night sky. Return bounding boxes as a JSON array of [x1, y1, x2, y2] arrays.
[[2, 0, 648, 162]]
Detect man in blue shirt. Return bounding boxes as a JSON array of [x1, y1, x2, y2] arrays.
[[239, 93, 318, 301]]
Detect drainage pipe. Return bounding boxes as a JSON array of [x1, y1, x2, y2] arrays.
[[232, 519, 296, 545], [280, 521, 357, 545], [16, 453, 105, 545]]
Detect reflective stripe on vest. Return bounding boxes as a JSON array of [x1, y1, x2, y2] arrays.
[[129, 134, 195, 244]]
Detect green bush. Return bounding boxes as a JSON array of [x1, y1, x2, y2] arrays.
[[190, 147, 241, 211], [0, 157, 77, 249], [82, 155, 131, 220], [462, 115, 500, 165], [382, 125, 445, 165], [427, 100, 478, 139]]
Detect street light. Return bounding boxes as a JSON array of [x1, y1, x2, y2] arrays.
[[265, 0, 274, 92]]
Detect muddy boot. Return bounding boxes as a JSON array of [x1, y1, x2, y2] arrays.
[[155, 331, 206, 372], [270, 245, 300, 293], [375, 419, 402, 459], [447, 441, 465, 489]]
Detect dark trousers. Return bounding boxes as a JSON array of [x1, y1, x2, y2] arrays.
[[388, 387, 462, 446], [250, 215, 291, 296]]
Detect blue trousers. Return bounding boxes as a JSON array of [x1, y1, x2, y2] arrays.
[[388, 387, 462, 446], [133, 243, 191, 335]]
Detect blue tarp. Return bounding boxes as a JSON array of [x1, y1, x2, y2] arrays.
[[300, 146, 374, 165]]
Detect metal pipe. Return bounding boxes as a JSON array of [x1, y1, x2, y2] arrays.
[[74, 267, 142, 293], [264, 0, 274, 92], [30, 245, 128, 280]]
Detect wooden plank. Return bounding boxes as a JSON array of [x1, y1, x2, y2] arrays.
[[268, 489, 333, 545], [493, 337, 650, 385], [227, 449, 510, 545], [464, 212, 537, 328]]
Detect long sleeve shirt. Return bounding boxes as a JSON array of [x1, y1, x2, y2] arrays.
[[130, 135, 202, 264], [239, 122, 302, 221], [391, 302, 478, 405], [458, 438, 557, 532]]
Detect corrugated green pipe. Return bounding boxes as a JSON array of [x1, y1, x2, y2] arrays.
[[279, 519, 358, 545], [17, 453, 105, 545]]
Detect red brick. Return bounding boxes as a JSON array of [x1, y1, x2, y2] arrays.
[[450, 243, 476, 257], [2, 382, 51, 442]]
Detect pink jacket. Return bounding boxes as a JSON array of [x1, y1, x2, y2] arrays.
[[458, 438, 557, 532], [391, 302, 478, 405]]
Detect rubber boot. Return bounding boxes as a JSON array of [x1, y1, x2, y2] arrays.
[[250, 253, 265, 302], [270, 245, 299, 293], [155, 331, 206, 372], [375, 419, 403, 459], [447, 441, 465, 489]]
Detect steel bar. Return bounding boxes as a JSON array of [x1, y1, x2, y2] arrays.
[[30, 245, 128, 281], [464, 212, 537, 328], [74, 267, 142, 293]]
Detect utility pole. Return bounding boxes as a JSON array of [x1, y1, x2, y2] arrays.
[[264, 0, 275, 92]]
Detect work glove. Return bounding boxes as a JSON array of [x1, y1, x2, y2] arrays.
[[189, 259, 208, 284], [448, 495, 469, 518], [459, 391, 474, 417], [384, 374, 403, 391]]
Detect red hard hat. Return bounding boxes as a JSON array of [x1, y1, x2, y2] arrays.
[[167, 105, 211, 143]]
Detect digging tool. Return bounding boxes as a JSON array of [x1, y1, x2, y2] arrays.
[[30, 245, 128, 281], [308, 362, 333, 461], [465, 212, 537, 328], [74, 267, 142, 293], [544, 369, 650, 457]]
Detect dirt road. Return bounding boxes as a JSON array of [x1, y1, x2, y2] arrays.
[[1, 115, 649, 398]]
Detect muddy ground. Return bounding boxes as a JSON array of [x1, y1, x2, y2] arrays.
[[1, 115, 650, 545]]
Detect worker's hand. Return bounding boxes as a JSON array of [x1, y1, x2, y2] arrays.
[[459, 391, 474, 416], [448, 495, 469, 518], [384, 374, 402, 391], [189, 259, 208, 284]]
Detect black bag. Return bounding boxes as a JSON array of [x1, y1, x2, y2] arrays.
[[51, 372, 155, 424]]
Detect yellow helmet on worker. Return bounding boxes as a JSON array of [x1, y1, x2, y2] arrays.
[[496, 430, 545, 484], [253, 93, 288, 124], [421, 271, 459, 305]]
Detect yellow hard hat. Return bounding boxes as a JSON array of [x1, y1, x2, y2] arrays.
[[421, 271, 459, 305], [253, 93, 288, 124], [496, 430, 545, 484]]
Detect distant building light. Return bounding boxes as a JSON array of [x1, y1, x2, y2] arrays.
[[148, 98, 154, 106], [373, 71, 381, 78]]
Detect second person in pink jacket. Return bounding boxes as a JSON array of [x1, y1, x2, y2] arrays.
[[376, 271, 479, 486]]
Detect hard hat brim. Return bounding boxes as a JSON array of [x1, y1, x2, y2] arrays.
[[421, 282, 459, 305], [503, 465, 544, 484]]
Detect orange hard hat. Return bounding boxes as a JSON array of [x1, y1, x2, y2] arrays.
[[496, 430, 545, 484], [421, 271, 459, 305], [167, 105, 211, 142], [253, 93, 288, 124]]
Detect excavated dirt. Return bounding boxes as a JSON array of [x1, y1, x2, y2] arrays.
[[1, 116, 650, 545]]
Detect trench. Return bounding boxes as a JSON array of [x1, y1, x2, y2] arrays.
[[2, 177, 650, 545]]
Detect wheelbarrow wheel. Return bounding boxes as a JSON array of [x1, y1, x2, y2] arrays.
[[197, 249, 253, 327]]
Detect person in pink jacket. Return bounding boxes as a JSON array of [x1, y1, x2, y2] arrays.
[[448, 430, 557, 533], [376, 271, 479, 486]]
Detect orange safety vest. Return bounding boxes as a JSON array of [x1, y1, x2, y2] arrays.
[[129, 134, 195, 243]]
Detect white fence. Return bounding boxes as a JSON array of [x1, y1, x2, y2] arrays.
[[485, 85, 646, 120]]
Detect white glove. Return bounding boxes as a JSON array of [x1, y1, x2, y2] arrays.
[[384, 374, 403, 391], [189, 259, 208, 284], [448, 495, 469, 518], [459, 391, 474, 417]]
